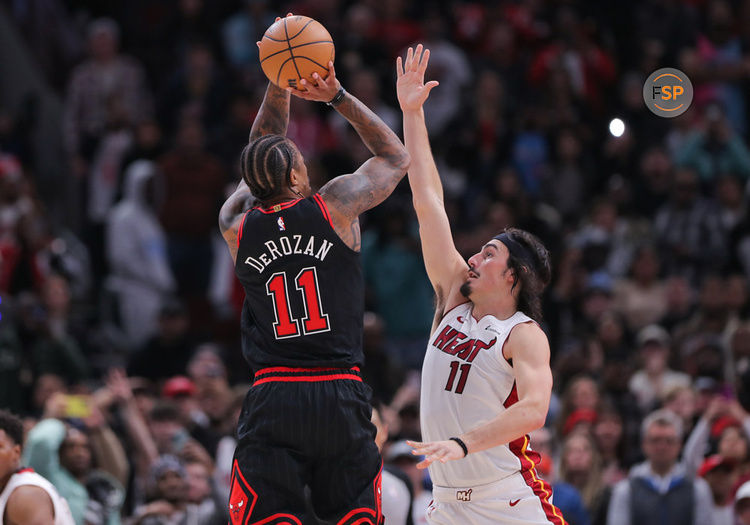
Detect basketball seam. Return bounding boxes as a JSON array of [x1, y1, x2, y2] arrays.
[[290, 56, 331, 71], [262, 34, 287, 43], [286, 18, 315, 41], [260, 41, 334, 64], [283, 18, 303, 81]]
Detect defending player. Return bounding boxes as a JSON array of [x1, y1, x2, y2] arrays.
[[397, 45, 567, 525], [218, 15, 409, 525], [0, 409, 75, 525]]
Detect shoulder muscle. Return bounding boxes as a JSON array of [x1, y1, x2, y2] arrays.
[[6, 485, 55, 525]]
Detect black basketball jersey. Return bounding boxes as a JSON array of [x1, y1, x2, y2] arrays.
[[234, 194, 364, 371]]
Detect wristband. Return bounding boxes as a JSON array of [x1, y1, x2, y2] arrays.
[[326, 87, 346, 107], [449, 437, 468, 457]]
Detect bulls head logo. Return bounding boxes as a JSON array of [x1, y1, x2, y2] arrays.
[[228, 460, 257, 525]]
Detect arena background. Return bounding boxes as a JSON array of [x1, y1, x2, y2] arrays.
[[1, 0, 750, 524]]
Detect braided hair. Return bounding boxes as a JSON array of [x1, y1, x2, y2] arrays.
[[240, 134, 299, 202]]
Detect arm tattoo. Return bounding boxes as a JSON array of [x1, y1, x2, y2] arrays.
[[249, 83, 290, 141]]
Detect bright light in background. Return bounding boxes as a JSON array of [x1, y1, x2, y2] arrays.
[[609, 118, 625, 137]]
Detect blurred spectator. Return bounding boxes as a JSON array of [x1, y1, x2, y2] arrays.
[[654, 168, 727, 282], [593, 404, 628, 487], [120, 121, 166, 185], [680, 0, 748, 134], [557, 376, 600, 438], [32, 275, 90, 384], [158, 117, 225, 299], [607, 409, 714, 525], [662, 385, 698, 438], [127, 300, 193, 382], [23, 394, 128, 525], [221, 0, 275, 78], [420, 9, 472, 138], [63, 18, 153, 178], [184, 458, 224, 524], [362, 202, 434, 369], [385, 440, 431, 525], [158, 42, 228, 142], [715, 174, 746, 232], [372, 401, 412, 525], [360, 312, 407, 404], [736, 480, 750, 525], [697, 455, 736, 525], [128, 455, 214, 525], [675, 104, 750, 182], [529, 426, 591, 525], [106, 160, 175, 350], [628, 325, 690, 414], [683, 396, 750, 479], [558, 432, 607, 519], [186, 345, 232, 446], [613, 245, 668, 332], [162, 375, 219, 457]]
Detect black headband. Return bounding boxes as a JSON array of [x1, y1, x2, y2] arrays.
[[493, 233, 536, 272]]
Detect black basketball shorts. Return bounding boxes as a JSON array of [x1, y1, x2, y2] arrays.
[[229, 366, 383, 525]]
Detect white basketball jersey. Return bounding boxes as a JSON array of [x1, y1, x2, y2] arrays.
[[0, 469, 75, 525], [420, 302, 536, 487]]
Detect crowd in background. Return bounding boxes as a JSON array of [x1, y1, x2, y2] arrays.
[[2, 0, 750, 524]]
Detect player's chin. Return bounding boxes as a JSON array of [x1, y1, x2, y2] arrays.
[[459, 280, 472, 298]]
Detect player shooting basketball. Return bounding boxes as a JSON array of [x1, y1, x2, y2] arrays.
[[397, 45, 567, 525], [218, 13, 409, 525]]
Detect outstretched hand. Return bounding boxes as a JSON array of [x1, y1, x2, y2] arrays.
[[397, 44, 439, 112], [407, 439, 465, 469], [287, 61, 342, 103]]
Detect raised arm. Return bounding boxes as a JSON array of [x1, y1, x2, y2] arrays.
[[219, 79, 290, 261], [289, 62, 410, 251], [397, 45, 468, 318]]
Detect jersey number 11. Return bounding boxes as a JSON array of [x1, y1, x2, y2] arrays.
[[266, 267, 330, 339]]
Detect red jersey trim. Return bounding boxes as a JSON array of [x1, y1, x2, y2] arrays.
[[509, 435, 567, 525], [336, 507, 377, 525], [313, 193, 335, 229], [255, 365, 360, 375], [254, 198, 303, 214], [236, 210, 251, 249], [251, 513, 302, 525], [503, 381, 566, 524], [253, 373, 362, 386]]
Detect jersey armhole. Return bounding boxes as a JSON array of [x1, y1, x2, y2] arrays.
[[313, 193, 335, 230], [502, 320, 538, 363], [236, 209, 251, 249]]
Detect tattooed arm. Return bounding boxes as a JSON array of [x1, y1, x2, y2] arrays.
[[249, 81, 290, 141], [218, 180, 256, 263], [290, 62, 410, 251], [218, 77, 291, 261]]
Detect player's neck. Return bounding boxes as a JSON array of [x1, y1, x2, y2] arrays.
[[471, 295, 517, 321], [263, 189, 304, 207]]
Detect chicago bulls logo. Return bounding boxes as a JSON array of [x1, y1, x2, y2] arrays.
[[228, 460, 257, 525]]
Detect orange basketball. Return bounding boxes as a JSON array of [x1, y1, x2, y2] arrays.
[[258, 16, 335, 90]]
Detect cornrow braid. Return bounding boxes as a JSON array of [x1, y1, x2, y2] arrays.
[[240, 134, 297, 202]]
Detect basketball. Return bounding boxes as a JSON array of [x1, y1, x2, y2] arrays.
[[258, 16, 335, 90]]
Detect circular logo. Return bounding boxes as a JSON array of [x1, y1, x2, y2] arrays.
[[643, 68, 693, 118]]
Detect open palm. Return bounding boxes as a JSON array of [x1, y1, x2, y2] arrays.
[[397, 44, 439, 111]]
